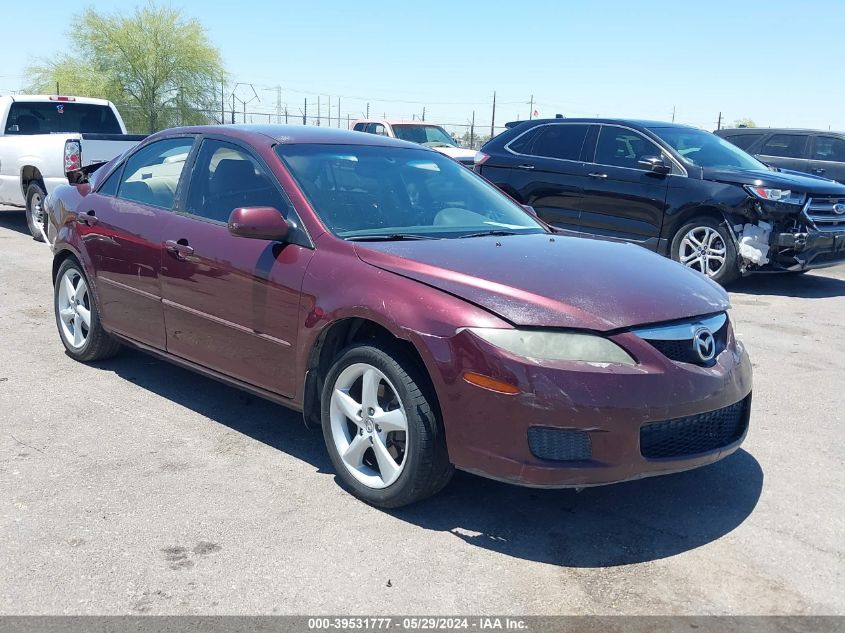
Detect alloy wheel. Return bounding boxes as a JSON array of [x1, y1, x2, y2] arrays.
[[29, 192, 44, 231], [57, 268, 91, 350], [679, 226, 727, 278], [329, 363, 408, 489]]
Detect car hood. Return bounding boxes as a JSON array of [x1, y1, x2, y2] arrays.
[[702, 166, 845, 194], [354, 234, 729, 331], [432, 146, 477, 161]]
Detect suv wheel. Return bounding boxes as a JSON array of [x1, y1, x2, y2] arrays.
[[671, 217, 739, 285], [25, 183, 47, 242], [321, 342, 453, 507], [54, 259, 122, 362]]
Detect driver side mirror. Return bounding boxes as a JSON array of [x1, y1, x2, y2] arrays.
[[638, 156, 672, 175], [228, 207, 290, 241]]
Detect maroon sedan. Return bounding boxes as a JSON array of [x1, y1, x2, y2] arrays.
[[48, 125, 752, 507]]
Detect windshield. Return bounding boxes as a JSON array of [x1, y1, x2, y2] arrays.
[[392, 124, 457, 148], [649, 127, 768, 170], [5, 102, 122, 135], [277, 144, 546, 239]]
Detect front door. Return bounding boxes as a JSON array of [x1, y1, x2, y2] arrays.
[[84, 136, 196, 348], [808, 135, 845, 184], [159, 138, 314, 398], [755, 133, 810, 174], [577, 124, 671, 250]]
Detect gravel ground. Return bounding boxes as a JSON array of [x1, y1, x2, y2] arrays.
[[1, 207, 842, 615]]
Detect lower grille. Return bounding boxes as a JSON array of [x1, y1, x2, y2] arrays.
[[640, 397, 749, 459], [528, 427, 592, 461]]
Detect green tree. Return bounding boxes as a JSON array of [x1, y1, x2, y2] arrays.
[[732, 117, 757, 128], [28, 1, 224, 133]]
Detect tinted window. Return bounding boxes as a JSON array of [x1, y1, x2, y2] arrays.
[[353, 123, 366, 131], [366, 123, 387, 136], [5, 101, 121, 135], [392, 125, 456, 147], [595, 126, 662, 169], [97, 166, 122, 197], [507, 127, 542, 154], [116, 138, 194, 209], [186, 139, 290, 223], [760, 134, 809, 159], [277, 144, 544, 239], [529, 124, 589, 161], [813, 136, 845, 162], [650, 127, 766, 170], [723, 133, 763, 151]]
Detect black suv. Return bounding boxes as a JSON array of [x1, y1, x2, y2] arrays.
[[475, 119, 845, 284], [715, 127, 845, 184]]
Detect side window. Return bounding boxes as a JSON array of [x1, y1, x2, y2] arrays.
[[353, 123, 366, 132], [723, 133, 763, 151], [366, 123, 387, 136], [595, 126, 663, 169], [96, 166, 122, 197], [813, 136, 845, 163], [760, 134, 809, 159], [507, 127, 542, 154], [529, 124, 590, 161], [185, 139, 291, 223], [116, 138, 194, 209]]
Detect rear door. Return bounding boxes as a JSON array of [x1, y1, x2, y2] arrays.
[[755, 133, 810, 173], [478, 122, 594, 232], [576, 124, 672, 249], [159, 137, 314, 397], [84, 136, 196, 349], [808, 135, 845, 183]]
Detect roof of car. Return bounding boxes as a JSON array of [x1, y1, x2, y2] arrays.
[[515, 118, 695, 130], [351, 119, 443, 126], [151, 124, 427, 149], [716, 127, 845, 135]]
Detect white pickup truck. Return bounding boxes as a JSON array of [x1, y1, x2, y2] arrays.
[[0, 95, 146, 240]]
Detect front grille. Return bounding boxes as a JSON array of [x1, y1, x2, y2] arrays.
[[640, 397, 750, 459], [805, 196, 845, 233], [528, 427, 592, 461], [641, 319, 729, 367]]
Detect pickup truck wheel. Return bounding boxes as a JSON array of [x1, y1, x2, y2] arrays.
[[321, 342, 453, 508], [25, 183, 47, 242], [671, 217, 740, 285], [54, 259, 122, 362]]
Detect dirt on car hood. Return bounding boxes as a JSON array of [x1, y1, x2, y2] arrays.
[[354, 233, 729, 331]]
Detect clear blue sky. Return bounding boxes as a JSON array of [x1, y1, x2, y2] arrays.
[[3, 0, 844, 131]]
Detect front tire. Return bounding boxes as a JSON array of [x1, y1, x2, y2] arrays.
[[25, 183, 48, 242], [671, 217, 740, 285], [320, 342, 453, 508], [54, 259, 122, 362]]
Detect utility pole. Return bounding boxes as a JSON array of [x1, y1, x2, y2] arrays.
[[284, 107, 288, 124], [717, 111, 722, 130], [366, 102, 370, 118], [221, 81, 225, 124], [528, 94, 534, 120], [422, 107, 426, 121], [231, 94, 235, 124], [337, 96, 341, 128], [303, 98, 307, 125], [317, 95, 321, 126], [470, 110, 475, 148], [327, 95, 331, 127], [671, 106, 676, 123], [347, 114, 350, 129], [490, 91, 497, 137], [275, 86, 282, 124]]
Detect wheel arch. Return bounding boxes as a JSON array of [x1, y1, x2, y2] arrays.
[[20, 165, 45, 198], [301, 317, 437, 429]]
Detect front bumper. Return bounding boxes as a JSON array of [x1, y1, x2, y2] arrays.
[[770, 229, 845, 270], [419, 325, 753, 488]]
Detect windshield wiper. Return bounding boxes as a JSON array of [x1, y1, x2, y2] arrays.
[[346, 233, 440, 242], [458, 230, 522, 239]]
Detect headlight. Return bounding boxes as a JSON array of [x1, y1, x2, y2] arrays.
[[466, 328, 636, 365], [745, 185, 806, 205]]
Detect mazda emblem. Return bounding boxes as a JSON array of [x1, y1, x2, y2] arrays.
[[692, 327, 716, 363]]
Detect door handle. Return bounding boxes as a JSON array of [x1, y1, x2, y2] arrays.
[[164, 239, 194, 259], [813, 168, 826, 175], [516, 164, 535, 170], [76, 211, 97, 226], [588, 172, 608, 179]]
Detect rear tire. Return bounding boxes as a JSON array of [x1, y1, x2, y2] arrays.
[[320, 342, 453, 508], [671, 216, 740, 285], [25, 183, 47, 242], [54, 259, 122, 362]]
